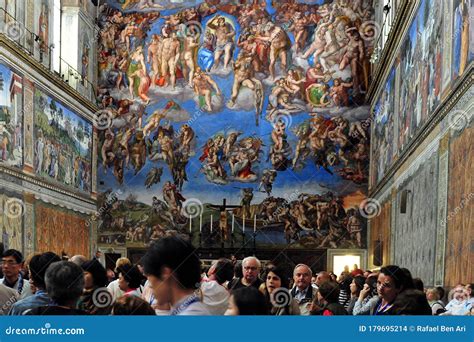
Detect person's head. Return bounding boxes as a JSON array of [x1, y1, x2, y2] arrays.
[[339, 274, 353, 292], [378, 265, 411, 303], [117, 264, 144, 292], [234, 261, 243, 279], [143, 237, 201, 305], [82, 259, 108, 290], [435, 286, 445, 301], [2, 249, 23, 280], [225, 287, 269, 315], [265, 265, 289, 294], [29, 252, 61, 290], [316, 271, 330, 287], [242, 256, 261, 284], [70, 255, 87, 266], [208, 258, 234, 285], [412, 277, 424, 291], [452, 284, 467, 301], [114, 257, 131, 273], [293, 264, 312, 290], [112, 295, 156, 315], [426, 288, 440, 302], [317, 281, 340, 304], [391, 289, 432, 315], [350, 275, 366, 296], [465, 284, 474, 298], [45, 261, 84, 307]]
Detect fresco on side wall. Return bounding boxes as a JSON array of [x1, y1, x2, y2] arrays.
[[372, 0, 473, 187], [34, 89, 93, 192], [96, 0, 375, 250], [0, 191, 23, 252], [0, 62, 23, 169]]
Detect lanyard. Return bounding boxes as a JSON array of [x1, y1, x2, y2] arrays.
[[375, 300, 392, 315], [171, 293, 199, 316]]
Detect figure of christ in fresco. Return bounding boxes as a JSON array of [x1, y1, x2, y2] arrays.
[[160, 31, 181, 89], [207, 16, 235, 70], [193, 68, 221, 112], [147, 34, 163, 87]]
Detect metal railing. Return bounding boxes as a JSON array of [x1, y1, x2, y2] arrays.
[[0, 7, 97, 103]]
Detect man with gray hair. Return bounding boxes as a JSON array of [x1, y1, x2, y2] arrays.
[[291, 264, 317, 315], [228, 256, 262, 291]]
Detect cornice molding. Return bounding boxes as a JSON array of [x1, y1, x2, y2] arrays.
[[0, 164, 96, 206]]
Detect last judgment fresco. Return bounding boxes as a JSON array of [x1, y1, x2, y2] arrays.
[[96, 0, 374, 250]]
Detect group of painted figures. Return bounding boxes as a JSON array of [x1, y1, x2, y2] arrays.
[[97, 0, 373, 248]]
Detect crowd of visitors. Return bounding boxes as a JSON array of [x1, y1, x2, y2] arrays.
[[0, 238, 472, 316]]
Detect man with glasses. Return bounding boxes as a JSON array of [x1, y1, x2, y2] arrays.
[[1, 249, 32, 299], [228, 256, 262, 291]]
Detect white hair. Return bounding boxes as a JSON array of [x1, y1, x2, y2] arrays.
[[293, 263, 312, 277], [242, 256, 261, 269]]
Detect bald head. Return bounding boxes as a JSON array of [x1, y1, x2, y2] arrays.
[[316, 271, 331, 286]]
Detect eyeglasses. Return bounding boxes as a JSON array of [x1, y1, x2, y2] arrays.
[[243, 266, 258, 271], [1, 260, 19, 266]]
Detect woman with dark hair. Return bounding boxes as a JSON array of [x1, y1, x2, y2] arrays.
[[112, 295, 156, 315], [117, 264, 144, 297], [347, 275, 366, 314], [225, 287, 269, 315], [78, 259, 111, 315], [372, 265, 413, 315], [261, 265, 299, 315], [353, 273, 379, 315], [391, 289, 432, 315], [311, 281, 348, 315]]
